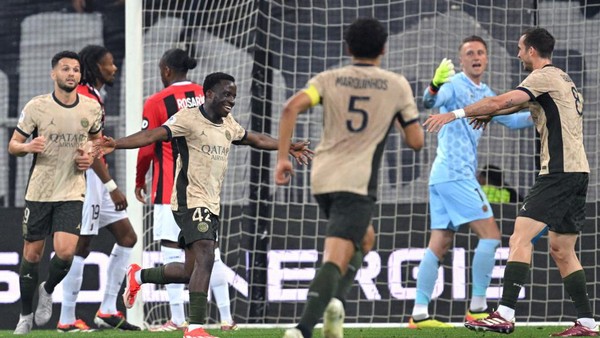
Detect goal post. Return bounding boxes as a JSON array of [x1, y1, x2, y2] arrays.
[[128, 0, 600, 328], [124, 0, 145, 327]]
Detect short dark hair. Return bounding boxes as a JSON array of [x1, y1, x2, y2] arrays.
[[51, 51, 80, 68], [344, 18, 388, 59], [203, 72, 235, 96], [521, 27, 555, 58], [79, 45, 110, 85], [161, 48, 197, 74], [459, 35, 488, 52]]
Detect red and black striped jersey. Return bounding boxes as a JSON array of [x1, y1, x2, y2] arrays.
[[136, 81, 205, 204], [77, 83, 105, 127], [77, 83, 107, 164]]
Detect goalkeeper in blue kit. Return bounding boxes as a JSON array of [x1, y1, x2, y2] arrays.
[[409, 36, 533, 329]]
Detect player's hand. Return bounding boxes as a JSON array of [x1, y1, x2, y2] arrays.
[[109, 188, 128, 211], [469, 115, 492, 130], [135, 185, 147, 204], [275, 159, 294, 185], [423, 112, 457, 132], [75, 146, 93, 171], [288, 140, 314, 165], [94, 136, 116, 157], [432, 58, 455, 87], [26, 135, 46, 153]]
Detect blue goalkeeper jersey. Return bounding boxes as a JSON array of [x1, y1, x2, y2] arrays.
[[424, 72, 532, 185]]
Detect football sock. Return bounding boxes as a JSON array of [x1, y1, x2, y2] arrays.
[[414, 248, 439, 312], [100, 244, 132, 314], [59, 255, 85, 324], [471, 239, 500, 311], [563, 269, 593, 319], [162, 246, 186, 325], [334, 250, 362, 305], [499, 261, 530, 311], [211, 259, 233, 323], [141, 265, 167, 284], [297, 262, 341, 338], [188, 292, 208, 325], [45, 255, 72, 294], [497, 305, 515, 321], [19, 259, 39, 315], [470, 296, 487, 312], [412, 304, 429, 320]]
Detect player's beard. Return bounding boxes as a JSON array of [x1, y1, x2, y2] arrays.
[[57, 79, 77, 93], [103, 78, 114, 87]]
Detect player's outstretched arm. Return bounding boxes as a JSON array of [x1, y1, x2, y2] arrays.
[[95, 127, 169, 156], [424, 89, 530, 132], [241, 132, 313, 165], [275, 90, 314, 185]]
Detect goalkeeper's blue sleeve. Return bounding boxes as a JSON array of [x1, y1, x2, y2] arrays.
[[492, 111, 533, 130]]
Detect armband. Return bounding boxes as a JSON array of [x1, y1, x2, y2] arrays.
[[452, 109, 466, 119], [104, 179, 118, 193], [429, 81, 440, 94]]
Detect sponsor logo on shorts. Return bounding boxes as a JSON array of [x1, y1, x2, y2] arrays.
[[197, 221, 209, 233]]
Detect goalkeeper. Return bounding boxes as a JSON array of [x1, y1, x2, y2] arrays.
[[409, 36, 533, 329]]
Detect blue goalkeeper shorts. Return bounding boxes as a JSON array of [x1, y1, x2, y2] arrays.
[[429, 179, 493, 231]]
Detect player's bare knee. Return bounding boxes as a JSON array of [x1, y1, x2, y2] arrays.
[[117, 232, 137, 248], [53, 248, 75, 262], [75, 236, 93, 258], [22, 251, 43, 263], [508, 233, 533, 252]]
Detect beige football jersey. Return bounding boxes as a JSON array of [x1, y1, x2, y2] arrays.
[[308, 64, 419, 197], [163, 105, 246, 214], [17, 93, 103, 202], [517, 65, 589, 175]]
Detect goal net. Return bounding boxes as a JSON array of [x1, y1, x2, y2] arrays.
[[135, 0, 600, 326]]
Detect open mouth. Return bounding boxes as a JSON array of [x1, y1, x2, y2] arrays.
[[472, 63, 482, 69]]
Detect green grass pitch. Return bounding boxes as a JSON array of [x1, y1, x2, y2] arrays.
[[0, 325, 571, 337]]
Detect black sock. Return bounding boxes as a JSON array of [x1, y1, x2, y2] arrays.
[[45, 255, 71, 294], [19, 259, 39, 315], [141, 266, 166, 284], [188, 291, 208, 324], [563, 270, 593, 319], [334, 250, 363, 305], [297, 262, 341, 338], [499, 261, 530, 310]]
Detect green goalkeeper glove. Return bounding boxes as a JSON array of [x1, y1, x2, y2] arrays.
[[430, 58, 455, 92]]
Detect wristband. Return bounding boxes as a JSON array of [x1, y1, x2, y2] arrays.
[[104, 179, 118, 193], [452, 109, 466, 119], [429, 81, 440, 94]]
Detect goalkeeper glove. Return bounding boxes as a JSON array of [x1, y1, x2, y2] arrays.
[[429, 58, 455, 93]]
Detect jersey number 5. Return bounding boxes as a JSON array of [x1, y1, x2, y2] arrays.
[[347, 96, 370, 132]]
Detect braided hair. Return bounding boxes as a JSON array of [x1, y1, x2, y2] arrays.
[[161, 48, 197, 74], [79, 45, 110, 86]]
